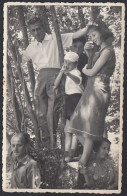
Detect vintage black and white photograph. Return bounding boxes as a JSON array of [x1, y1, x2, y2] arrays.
[[3, 2, 125, 193]]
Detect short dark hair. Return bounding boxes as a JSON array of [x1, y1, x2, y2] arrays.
[[27, 17, 43, 26], [11, 132, 30, 145], [93, 137, 111, 153], [73, 36, 86, 45], [87, 20, 114, 41]]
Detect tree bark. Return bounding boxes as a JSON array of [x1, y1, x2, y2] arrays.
[[50, 6, 65, 150], [78, 6, 86, 28], [90, 6, 100, 23], [50, 6, 64, 67], [37, 5, 51, 34], [8, 35, 40, 142], [7, 61, 21, 132], [7, 55, 28, 133], [17, 6, 35, 96]]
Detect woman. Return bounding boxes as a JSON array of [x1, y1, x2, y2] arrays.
[[67, 21, 116, 169], [82, 138, 118, 189]]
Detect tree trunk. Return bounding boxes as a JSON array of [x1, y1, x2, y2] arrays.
[[8, 35, 40, 143], [37, 5, 51, 34], [7, 55, 27, 133], [50, 6, 65, 150], [78, 6, 86, 28], [17, 6, 35, 96], [90, 6, 100, 23], [7, 60, 21, 132], [87, 6, 100, 68], [50, 6, 64, 67]]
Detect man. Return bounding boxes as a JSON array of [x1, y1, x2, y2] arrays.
[[22, 17, 89, 148], [10, 133, 41, 189]]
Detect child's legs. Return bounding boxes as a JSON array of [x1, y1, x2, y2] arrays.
[[69, 134, 78, 158], [65, 132, 72, 152], [79, 136, 93, 166], [64, 120, 72, 152], [71, 134, 78, 150]]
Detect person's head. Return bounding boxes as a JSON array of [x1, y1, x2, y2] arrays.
[[27, 17, 45, 42], [64, 52, 79, 71], [93, 137, 111, 160], [87, 21, 114, 47], [71, 37, 86, 56], [11, 133, 29, 159]]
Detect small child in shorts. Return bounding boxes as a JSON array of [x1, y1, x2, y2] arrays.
[[54, 51, 84, 162]]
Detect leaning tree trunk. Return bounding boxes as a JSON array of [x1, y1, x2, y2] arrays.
[[78, 6, 86, 28], [50, 6, 64, 67], [7, 61, 21, 133], [7, 55, 27, 133], [86, 6, 101, 69], [37, 5, 51, 34], [17, 6, 35, 98], [50, 6, 65, 150], [90, 6, 100, 23], [8, 35, 40, 144]]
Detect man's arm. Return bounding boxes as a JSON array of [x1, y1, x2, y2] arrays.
[[61, 26, 88, 49], [72, 26, 88, 40], [21, 46, 31, 66]]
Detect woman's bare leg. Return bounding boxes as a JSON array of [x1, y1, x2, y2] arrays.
[[64, 120, 72, 159], [79, 137, 93, 166]]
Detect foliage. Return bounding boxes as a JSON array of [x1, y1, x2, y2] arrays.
[[105, 47, 120, 134]]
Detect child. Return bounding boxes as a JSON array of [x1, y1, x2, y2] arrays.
[[54, 51, 84, 162], [71, 37, 88, 88], [10, 133, 41, 189], [80, 138, 118, 189]]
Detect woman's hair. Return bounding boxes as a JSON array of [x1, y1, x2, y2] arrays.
[[87, 20, 114, 41], [93, 137, 111, 153]]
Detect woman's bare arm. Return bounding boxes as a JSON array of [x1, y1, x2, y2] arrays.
[[82, 49, 111, 77]]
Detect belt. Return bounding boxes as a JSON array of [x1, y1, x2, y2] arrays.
[[40, 68, 60, 72]]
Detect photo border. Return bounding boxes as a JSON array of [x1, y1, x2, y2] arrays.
[[2, 1, 126, 194]]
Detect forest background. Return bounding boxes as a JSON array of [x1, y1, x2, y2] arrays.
[[5, 4, 122, 189]]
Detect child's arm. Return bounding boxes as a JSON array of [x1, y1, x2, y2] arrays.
[[82, 48, 111, 77], [54, 70, 64, 89], [65, 72, 80, 84]]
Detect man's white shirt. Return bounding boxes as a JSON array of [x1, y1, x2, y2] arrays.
[[22, 33, 73, 69]]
